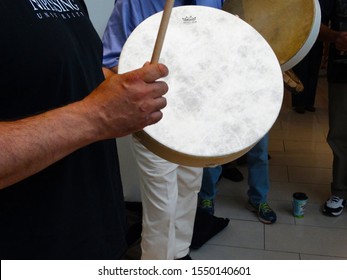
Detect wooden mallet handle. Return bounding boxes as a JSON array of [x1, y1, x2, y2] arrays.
[[151, 0, 175, 63]]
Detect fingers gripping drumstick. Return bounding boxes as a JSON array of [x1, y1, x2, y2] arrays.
[[283, 69, 304, 93], [151, 0, 175, 63]]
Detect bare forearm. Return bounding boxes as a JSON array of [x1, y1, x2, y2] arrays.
[[0, 63, 169, 189], [0, 101, 98, 189]]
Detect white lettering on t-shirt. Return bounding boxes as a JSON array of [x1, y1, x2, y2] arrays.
[[27, 0, 83, 20]]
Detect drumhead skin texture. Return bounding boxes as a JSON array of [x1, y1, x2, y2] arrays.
[[223, 0, 321, 71], [118, 6, 284, 167]]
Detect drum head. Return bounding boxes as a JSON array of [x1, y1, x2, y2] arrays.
[[223, 0, 321, 71], [119, 6, 283, 167]]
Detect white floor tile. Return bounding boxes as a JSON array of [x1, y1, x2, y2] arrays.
[[269, 152, 332, 168], [267, 181, 331, 203], [191, 244, 300, 260], [288, 166, 332, 184], [300, 254, 347, 260], [265, 224, 347, 258], [283, 140, 331, 154]]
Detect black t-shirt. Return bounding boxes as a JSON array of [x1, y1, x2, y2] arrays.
[[0, 0, 127, 259]]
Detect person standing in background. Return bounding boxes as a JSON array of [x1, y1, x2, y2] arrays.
[[199, 133, 277, 224], [318, 0, 347, 216], [291, 39, 324, 114]]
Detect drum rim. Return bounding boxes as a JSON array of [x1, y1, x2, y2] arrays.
[[133, 131, 256, 167]]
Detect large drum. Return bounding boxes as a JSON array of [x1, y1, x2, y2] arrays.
[[118, 6, 283, 167], [223, 0, 321, 71]]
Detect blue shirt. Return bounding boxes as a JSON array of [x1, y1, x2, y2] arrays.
[[102, 0, 223, 68]]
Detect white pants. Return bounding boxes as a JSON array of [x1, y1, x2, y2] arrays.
[[131, 137, 202, 259]]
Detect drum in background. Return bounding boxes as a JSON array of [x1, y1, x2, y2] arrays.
[[223, 0, 321, 71], [118, 6, 283, 167]]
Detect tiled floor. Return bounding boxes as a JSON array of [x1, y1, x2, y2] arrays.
[[191, 74, 347, 260]]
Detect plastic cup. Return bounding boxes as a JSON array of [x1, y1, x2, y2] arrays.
[[292, 192, 308, 218]]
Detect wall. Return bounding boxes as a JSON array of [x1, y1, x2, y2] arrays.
[[84, 0, 142, 201], [84, 0, 114, 38]]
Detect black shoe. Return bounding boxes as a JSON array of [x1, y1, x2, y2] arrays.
[[305, 106, 316, 112], [294, 106, 305, 114], [221, 165, 244, 182], [236, 154, 248, 165], [176, 254, 192, 260]]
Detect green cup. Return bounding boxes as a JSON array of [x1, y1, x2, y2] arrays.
[[293, 192, 308, 218]]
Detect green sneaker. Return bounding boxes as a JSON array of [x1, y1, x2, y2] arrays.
[[198, 199, 214, 215], [248, 201, 277, 224]]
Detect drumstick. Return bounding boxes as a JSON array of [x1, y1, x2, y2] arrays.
[[151, 0, 175, 63]]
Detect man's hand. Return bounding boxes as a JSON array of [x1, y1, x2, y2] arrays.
[[83, 63, 169, 139], [0, 63, 169, 189]]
